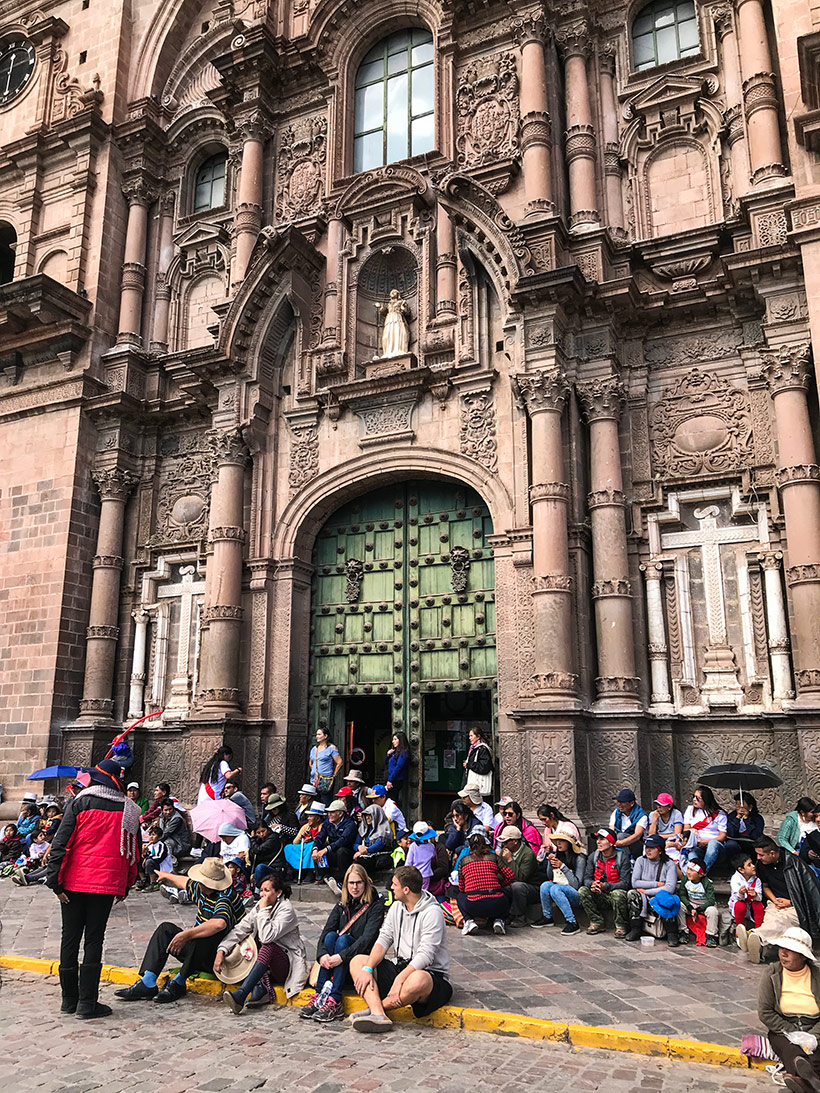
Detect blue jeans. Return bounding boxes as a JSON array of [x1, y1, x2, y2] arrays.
[[702, 840, 726, 873], [540, 881, 581, 924], [254, 863, 276, 887], [315, 932, 353, 1002]]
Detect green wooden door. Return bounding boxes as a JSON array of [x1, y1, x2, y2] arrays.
[[309, 481, 496, 805]]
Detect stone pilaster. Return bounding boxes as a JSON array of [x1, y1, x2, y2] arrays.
[[713, 5, 749, 206], [598, 47, 624, 230], [556, 22, 599, 232], [150, 192, 176, 352], [436, 204, 458, 316], [514, 12, 555, 217]]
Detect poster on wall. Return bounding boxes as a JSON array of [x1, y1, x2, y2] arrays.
[[443, 749, 456, 770], [423, 753, 440, 782]]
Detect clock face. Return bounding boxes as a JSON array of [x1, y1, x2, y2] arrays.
[[0, 35, 35, 106]]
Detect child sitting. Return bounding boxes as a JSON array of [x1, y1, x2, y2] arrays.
[[729, 853, 764, 930], [406, 822, 438, 890], [42, 803, 63, 840], [137, 825, 173, 890], [678, 859, 732, 946], [226, 857, 253, 901], [11, 828, 50, 886], [0, 823, 23, 872], [391, 830, 410, 868], [15, 805, 40, 848]]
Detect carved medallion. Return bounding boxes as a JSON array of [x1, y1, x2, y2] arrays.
[[276, 116, 327, 221], [456, 54, 520, 168]]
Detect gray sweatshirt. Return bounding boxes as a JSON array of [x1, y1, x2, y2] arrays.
[[376, 889, 450, 978], [629, 854, 678, 897]]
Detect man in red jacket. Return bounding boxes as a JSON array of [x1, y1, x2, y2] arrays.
[[46, 757, 140, 1019]]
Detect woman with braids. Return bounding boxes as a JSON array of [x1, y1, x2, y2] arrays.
[[197, 744, 241, 805]]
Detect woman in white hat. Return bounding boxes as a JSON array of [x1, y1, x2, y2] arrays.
[[215, 873, 309, 1014], [758, 926, 820, 1092], [295, 784, 319, 825], [343, 769, 368, 813], [531, 823, 588, 935]]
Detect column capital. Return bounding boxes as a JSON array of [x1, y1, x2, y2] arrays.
[[513, 9, 550, 46], [640, 561, 665, 579], [758, 549, 784, 570], [576, 376, 625, 422], [514, 367, 570, 415], [712, 3, 735, 37], [599, 44, 616, 75], [122, 177, 159, 207], [555, 21, 592, 60], [235, 113, 272, 143], [208, 427, 250, 467], [760, 342, 812, 394], [92, 466, 139, 501]]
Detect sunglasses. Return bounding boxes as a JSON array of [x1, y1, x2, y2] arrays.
[[502, 810, 516, 816]]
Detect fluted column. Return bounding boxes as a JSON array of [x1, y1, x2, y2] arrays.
[[436, 204, 457, 317], [758, 551, 795, 703], [599, 48, 624, 230], [117, 182, 154, 345], [640, 563, 673, 708], [762, 344, 820, 702], [127, 609, 150, 719], [150, 193, 176, 352], [514, 12, 555, 217], [577, 377, 639, 707], [199, 428, 249, 714], [78, 467, 138, 722], [515, 369, 577, 700], [736, 0, 787, 187], [714, 6, 750, 204], [557, 22, 599, 232], [232, 122, 265, 286]]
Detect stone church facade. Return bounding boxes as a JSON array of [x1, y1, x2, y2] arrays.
[[2, 0, 820, 822]]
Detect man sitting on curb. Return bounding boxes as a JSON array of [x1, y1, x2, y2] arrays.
[[578, 827, 632, 937], [114, 857, 245, 1003], [497, 825, 540, 927], [349, 864, 452, 1033], [609, 788, 649, 860], [458, 785, 494, 828], [739, 836, 820, 964], [366, 784, 407, 836]]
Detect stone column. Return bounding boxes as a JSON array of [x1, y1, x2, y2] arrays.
[[758, 551, 795, 702], [577, 377, 639, 707], [557, 22, 599, 232], [150, 193, 176, 352], [515, 12, 555, 217], [640, 562, 673, 708], [232, 122, 265, 286], [127, 609, 149, 719], [78, 467, 138, 722], [199, 428, 249, 714], [714, 6, 749, 205], [736, 0, 787, 187], [514, 369, 577, 701], [323, 215, 343, 341], [762, 344, 820, 703], [436, 204, 458, 317], [117, 183, 154, 345], [599, 48, 624, 230]]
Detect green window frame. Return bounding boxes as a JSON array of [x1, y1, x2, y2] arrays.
[[631, 0, 700, 72], [193, 152, 227, 213], [353, 29, 435, 173]]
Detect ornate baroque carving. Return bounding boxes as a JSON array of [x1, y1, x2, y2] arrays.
[[456, 54, 520, 168], [760, 343, 812, 393], [92, 467, 138, 501], [460, 390, 498, 472], [514, 368, 570, 414], [275, 115, 327, 221], [288, 423, 319, 490], [345, 559, 364, 603], [577, 376, 626, 422], [450, 546, 471, 593]]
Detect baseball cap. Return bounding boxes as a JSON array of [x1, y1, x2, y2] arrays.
[[499, 825, 523, 842], [367, 784, 388, 798], [615, 789, 636, 803], [595, 828, 617, 844], [643, 834, 665, 850], [654, 792, 674, 807]]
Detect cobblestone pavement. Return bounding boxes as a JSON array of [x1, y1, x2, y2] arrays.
[[0, 882, 764, 1046], [2, 969, 767, 1093]]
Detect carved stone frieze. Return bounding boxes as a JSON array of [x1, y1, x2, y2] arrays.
[[93, 555, 124, 569], [595, 675, 640, 695], [533, 671, 579, 691], [776, 465, 820, 489], [203, 605, 245, 621], [210, 526, 247, 542], [786, 563, 820, 585], [355, 401, 415, 442], [208, 428, 249, 467], [86, 625, 119, 640], [530, 482, 570, 503], [79, 697, 114, 715], [528, 730, 577, 807], [588, 730, 640, 810], [644, 328, 743, 367], [149, 446, 213, 548], [275, 115, 327, 221], [649, 369, 752, 478], [532, 574, 573, 592], [460, 390, 498, 472], [288, 423, 319, 490], [456, 54, 520, 169], [587, 489, 625, 508], [591, 579, 632, 598]]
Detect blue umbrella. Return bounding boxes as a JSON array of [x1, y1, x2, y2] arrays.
[[27, 765, 80, 780]]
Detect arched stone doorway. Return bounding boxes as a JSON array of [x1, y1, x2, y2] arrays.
[[308, 479, 496, 825]]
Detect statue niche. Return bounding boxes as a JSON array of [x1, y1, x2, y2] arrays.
[[355, 247, 418, 371]]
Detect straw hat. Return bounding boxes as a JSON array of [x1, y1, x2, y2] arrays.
[[771, 927, 817, 963], [298, 784, 318, 797], [551, 822, 585, 855], [187, 856, 233, 891], [344, 769, 366, 785], [215, 937, 258, 985]]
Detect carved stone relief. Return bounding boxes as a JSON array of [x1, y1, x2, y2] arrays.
[[288, 423, 319, 491], [456, 53, 520, 169], [529, 730, 577, 807], [588, 730, 640, 811], [460, 390, 498, 472], [148, 441, 213, 547], [276, 116, 327, 221]]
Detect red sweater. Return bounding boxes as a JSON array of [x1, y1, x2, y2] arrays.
[[46, 788, 139, 896], [458, 855, 515, 901]]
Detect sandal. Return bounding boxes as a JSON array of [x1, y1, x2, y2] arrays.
[[586, 924, 605, 935]]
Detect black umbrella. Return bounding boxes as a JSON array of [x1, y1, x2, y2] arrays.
[[697, 763, 781, 803]]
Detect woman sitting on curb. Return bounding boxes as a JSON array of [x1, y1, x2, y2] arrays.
[[457, 829, 514, 936], [215, 873, 309, 1014], [758, 926, 820, 1093], [301, 862, 386, 1024], [532, 822, 587, 934], [352, 804, 394, 868]]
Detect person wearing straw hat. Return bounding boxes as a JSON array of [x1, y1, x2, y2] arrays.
[[312, 800, 358, 894], [215, 873, 309, 1014], [343, 769, 368, 813], [758, 926, 820, 1092], [114, 856, 245, 1004], [532, 822, 588, 933], [295, 783, 319, 826]]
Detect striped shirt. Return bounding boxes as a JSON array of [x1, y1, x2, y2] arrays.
[[186, 879, 246, 929]]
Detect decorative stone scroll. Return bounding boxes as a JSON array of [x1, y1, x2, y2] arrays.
[[460, 390, 498, 472], [456, 54, 520, 169], [650, 369, 752, 477], [275, 115, 327, 221]]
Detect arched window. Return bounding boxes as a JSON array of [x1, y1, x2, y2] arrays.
[[353, 29, 435, 173], [632, 0, 699, 71], [193, 152, 227, 212], [0, 222, 16, 285]]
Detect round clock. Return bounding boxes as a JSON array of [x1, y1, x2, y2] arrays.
[[0, 35, 35, 106]]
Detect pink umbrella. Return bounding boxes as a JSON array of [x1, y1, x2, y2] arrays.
[[190, 798, 248, 842]]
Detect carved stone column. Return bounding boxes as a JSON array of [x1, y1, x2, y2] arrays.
[[640, 562, 673, 708], [577, 377, 639, 707], [714, 5, 749, 205], [323, 215, 343, 342], [436, 204, 458, 316], [515, 12, 555, 217], [557, 23, 599, 232], [599, 48, 624, 230], [736, 0, 787, 187], [78, 467, 138, 722], [232, 121, 265, 286], [762, 344, 820, 703], [150, 193, 176, 352], [128, 609, 149, 719], [117, 182, 154, 345], [514, 369, 577, 701], [758, 551, 795, 703], [199, 428, 249, 714]]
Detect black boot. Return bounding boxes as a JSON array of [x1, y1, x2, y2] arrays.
[[665, 918, 680, 947], [59, 964, 79, 1014], [223, 959, 270, 1014], [76, 963, 112, 1019], [624, 917, 644, 942]]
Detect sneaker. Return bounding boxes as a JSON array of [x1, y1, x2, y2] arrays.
[[325, 877, 342, 897], [508, 917, 527, 929], [314, 997, 343, 1023], [160, 885, 178, 903], [493, 919, 506, 935], [462, 919, 479, 936], [352, 1013, 393, 1033], [705, 935, 718, 948], [561, 922, 580, 935], [747, 932, 763, 964], [530, 917, 554, 929], [300, 992, 323, 1019], [223, 989, 245, 1015], [736, 924, 748, 952]]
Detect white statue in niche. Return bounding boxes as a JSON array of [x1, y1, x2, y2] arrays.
[[376, 290, 410, 358]]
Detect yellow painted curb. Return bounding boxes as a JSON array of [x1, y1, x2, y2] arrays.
[[1, 954, 765, 1070]]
